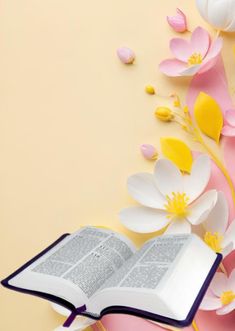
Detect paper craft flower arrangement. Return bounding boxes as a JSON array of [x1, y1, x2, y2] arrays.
[[117, 5, 235, 323]]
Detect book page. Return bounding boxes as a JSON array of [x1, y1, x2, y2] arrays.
[[88, 234, 217, 322], [8, 226, 136, 306], [100, 234, 189, 291]]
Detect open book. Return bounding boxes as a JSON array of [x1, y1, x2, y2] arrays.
[[2, 226, 221, 328]]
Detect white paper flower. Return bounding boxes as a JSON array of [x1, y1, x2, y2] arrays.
[[119, 155, 218, 234], [196, 0, 235, 32], [200, 270, 235, 315], [203, 192, 235, 257]]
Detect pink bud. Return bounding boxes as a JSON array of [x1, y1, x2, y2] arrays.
[[167, 8, 187, 33], [117, 47, 135, 64], [140, 144, 158, 160]]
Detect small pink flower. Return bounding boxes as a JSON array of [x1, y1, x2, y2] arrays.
[[159, 27, 223, 77], [222, 109, 235, 136], [200, 270, 235, 315], [167, 8, 187, 33], [140, 144, 158, 160]]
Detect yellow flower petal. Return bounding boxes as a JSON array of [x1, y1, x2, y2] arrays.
[[160, 137, 193, 173], [194, 92, 223, 143]]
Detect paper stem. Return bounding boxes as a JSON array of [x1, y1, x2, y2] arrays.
[[192, 319, 200, 331], [96, 321, 106, 331]]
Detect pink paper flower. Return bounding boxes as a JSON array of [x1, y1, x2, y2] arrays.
[[167, 8, 188, 33], [222, 109, 235, 136], [200, 270, 235, 315], [159, 27, 223, 77]]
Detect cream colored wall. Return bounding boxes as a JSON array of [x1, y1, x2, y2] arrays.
[[0, 1, 235, 330]]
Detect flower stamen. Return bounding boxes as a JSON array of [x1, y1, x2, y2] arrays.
[[204, 232, 223, 253], [220, 291, 235, 306], [188, 53, 203, 66], [164, 192, 190, 219]]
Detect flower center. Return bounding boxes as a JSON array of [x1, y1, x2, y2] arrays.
[[220, 291, 235, 306], [164, 192, 189, 219], [204, 232, 223, 253], [188, 52, 203, 66]]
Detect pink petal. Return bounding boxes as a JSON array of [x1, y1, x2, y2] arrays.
[[170, 38, 192, 62], [225, 109, 235, 127], [210, 272, 229, 297], [222, 125, 235, 137], [228, 269, 235, 291], [199, 55, 220, 74], [205, 38, 223, 62], [159, 59, 187, 77], [223, 137, 235, 197], [190, 27, 210, 58], [186, 56, 233, 117]]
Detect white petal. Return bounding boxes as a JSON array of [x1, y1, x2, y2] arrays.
[[228, 269, 235, 292], [187, 190, 217, 225], [119, 206, 170, 233], [223, 221, 235, 248], [203, 191, 229, 234], [200, 296, 222, 310], [216, 301, 235, 315], [127, 173, 165, 209], [210, 272, 228, 297], [222, 242, 233, 258], [154, 159, 183, 197], [164, 219, 191, 234], [184, 155, 211, 203]]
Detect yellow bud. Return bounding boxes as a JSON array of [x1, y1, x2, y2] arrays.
[[145, 85, 155, 95], [155, 107, 174, 122], [183, 106, 189, 113], [174, 99, 181, 107]]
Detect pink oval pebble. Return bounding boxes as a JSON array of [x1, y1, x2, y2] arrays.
[[140, 144, 158, 160], [117, 47, 135, 64]]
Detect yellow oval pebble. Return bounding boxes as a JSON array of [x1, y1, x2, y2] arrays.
[[145, 85, 155, 95]]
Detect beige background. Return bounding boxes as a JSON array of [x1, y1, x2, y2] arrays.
[[0, 1, 235, 330]]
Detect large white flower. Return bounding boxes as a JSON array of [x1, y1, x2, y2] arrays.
[[119, 155, 218, 234], [203, 191, 235, 257], [200, 270, 235, 315], [196, 0, 235, 32]]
